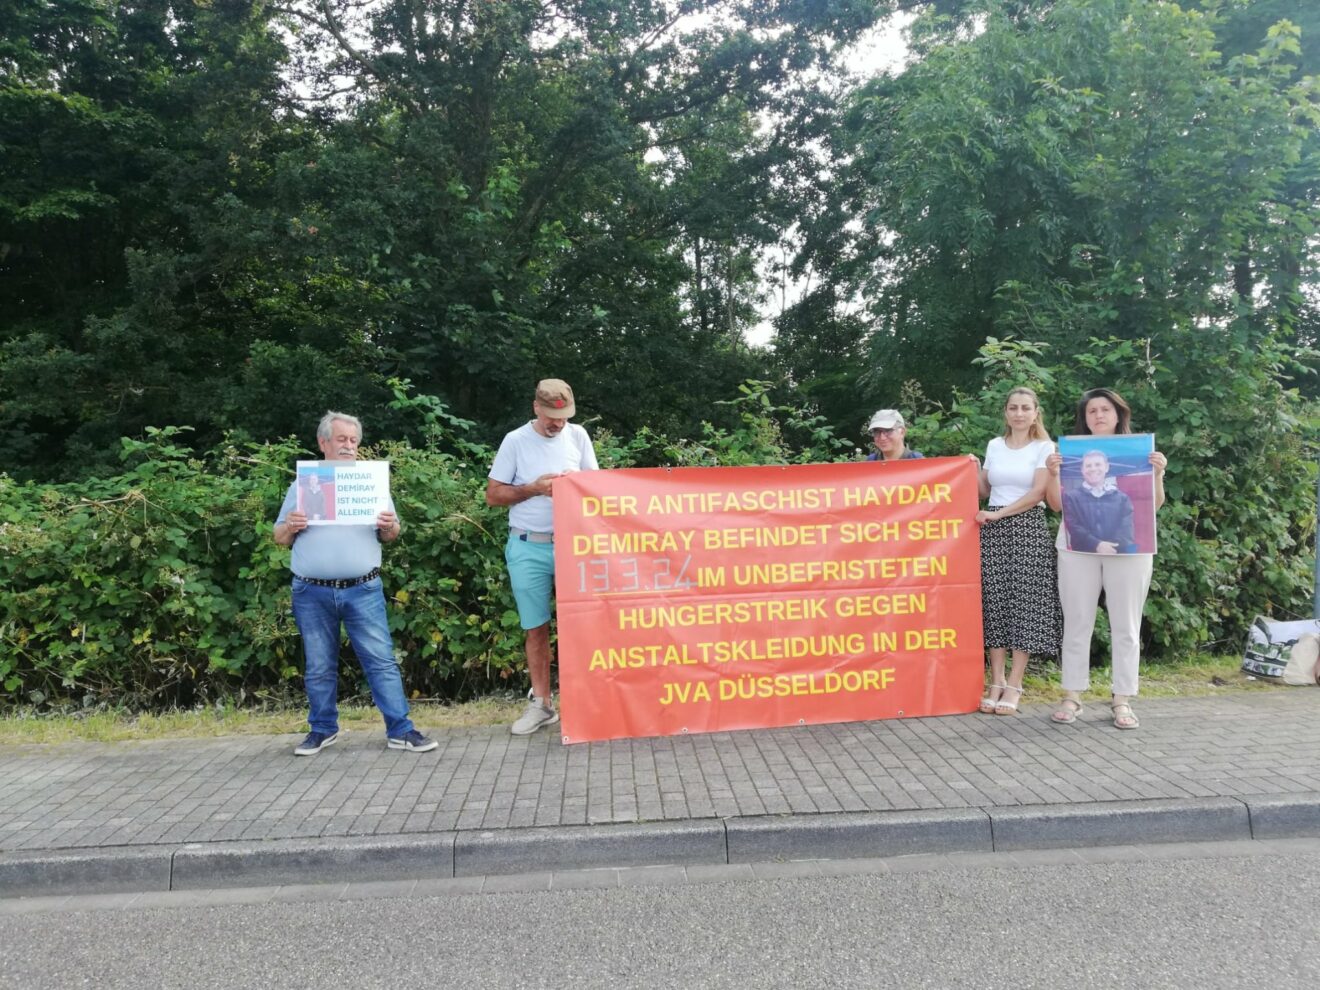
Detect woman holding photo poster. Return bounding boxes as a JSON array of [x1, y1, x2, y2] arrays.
[[974, 387, 1061, 715], [1046, 388, 1167, 729]]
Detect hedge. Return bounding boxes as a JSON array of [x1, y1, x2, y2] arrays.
[[2, 351, 1315, 709]]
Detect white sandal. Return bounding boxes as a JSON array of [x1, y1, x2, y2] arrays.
[[980, 683, 1006, 714], [994, 684, 1023, 715]]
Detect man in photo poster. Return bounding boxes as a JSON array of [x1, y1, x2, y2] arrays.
[[299, 469, 333, 521]]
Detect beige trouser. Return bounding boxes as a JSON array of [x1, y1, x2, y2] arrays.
[[1057, 550, 1154, 697]]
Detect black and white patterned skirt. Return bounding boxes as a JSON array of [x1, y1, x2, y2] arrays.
[[979, 505, 1062, 655]]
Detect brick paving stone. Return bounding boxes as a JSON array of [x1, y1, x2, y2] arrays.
[[3, 694, 1320, 854]]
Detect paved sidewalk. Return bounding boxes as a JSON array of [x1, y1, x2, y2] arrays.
[[3, 691, 1319, 896]]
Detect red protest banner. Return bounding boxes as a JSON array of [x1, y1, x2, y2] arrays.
[[553, 459, 983, 743]]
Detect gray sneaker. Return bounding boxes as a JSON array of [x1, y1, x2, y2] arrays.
[[511, 698, 559, 736]]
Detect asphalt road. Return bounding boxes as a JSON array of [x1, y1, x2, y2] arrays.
[[2, 843, 1316, 989]]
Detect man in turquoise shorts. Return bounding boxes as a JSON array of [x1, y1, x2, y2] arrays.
[[486, 380, 599, 735]]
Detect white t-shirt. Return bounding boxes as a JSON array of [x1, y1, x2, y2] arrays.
[[489, 422, 598, 532], [983, 437, 1053, 507]]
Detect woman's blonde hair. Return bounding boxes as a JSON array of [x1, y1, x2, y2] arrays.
[[1001, 386, 1050, 441]]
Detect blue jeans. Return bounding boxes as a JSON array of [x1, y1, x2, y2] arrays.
[[291, 576, 414, 737]]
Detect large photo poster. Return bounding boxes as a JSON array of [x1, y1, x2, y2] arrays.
[[553, 459, 984, 743], [1057, 434, 1157, 555], [295, 460, 390, 525]]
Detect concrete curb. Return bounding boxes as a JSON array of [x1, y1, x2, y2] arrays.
[[727, 808, 990, 862], [171, 833, 457, 890], [1241, 792, 1320, 839], [987, 797, 1248, 851], [454, 819, 726, 877], [6, 795, 1317, 898], [0, 845, 173, 899]]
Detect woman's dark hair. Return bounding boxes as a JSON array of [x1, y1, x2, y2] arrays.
[[1073, 387, 1133, 435]]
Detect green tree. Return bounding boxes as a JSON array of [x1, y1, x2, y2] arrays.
[[274, 0, 885, 438], [0, 1, 356, 478], [787, 0, 1318, 427], [2, 1, 896, 478]]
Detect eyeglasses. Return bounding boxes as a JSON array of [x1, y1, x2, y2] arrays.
[[871, 427, 898, 437]]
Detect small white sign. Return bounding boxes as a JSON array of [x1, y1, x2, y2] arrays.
[[295, 460, 390, 525]]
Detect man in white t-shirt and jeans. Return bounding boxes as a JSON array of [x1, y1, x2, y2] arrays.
[[486, 379, 599, 735]]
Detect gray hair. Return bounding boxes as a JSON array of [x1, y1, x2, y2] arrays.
[[317, 411, 363, 441]]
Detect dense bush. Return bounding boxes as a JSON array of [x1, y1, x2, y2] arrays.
[[0, 422, 525, 708], [1, 354, 1315, 710], [907, 335, 1319, 659], [0, 428, 289, 707]]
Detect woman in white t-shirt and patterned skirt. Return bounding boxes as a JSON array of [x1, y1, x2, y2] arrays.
[[975, 387, 1062, 714]]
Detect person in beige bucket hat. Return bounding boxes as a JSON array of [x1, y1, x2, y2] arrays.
[[533, 378, 575, 418]]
